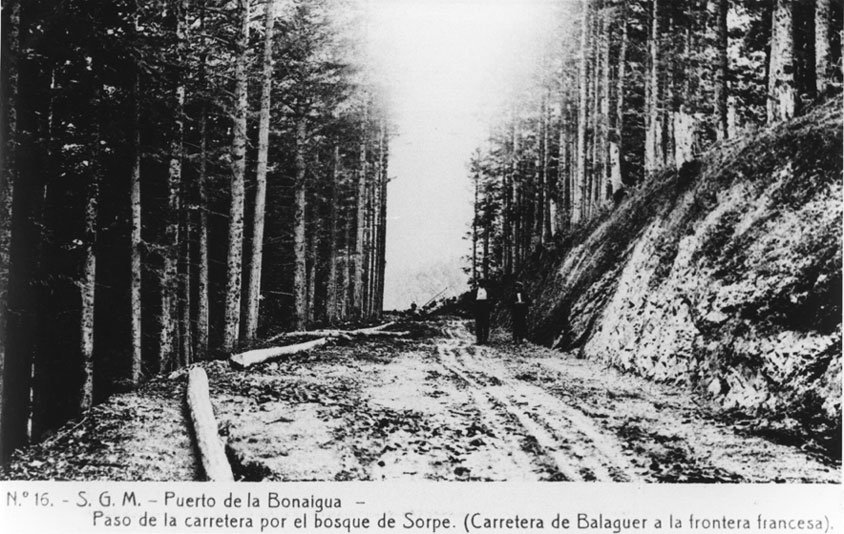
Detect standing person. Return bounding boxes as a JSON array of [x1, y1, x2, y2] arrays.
[[510, 282, 531, 342], [474, 280, 491, 344]]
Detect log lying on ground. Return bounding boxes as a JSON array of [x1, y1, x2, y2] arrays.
[[186, 367, 234, 482], [230, 337, 328, 368], [266, 321, 407, 343]]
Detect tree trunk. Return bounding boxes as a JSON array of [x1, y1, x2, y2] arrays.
[[370, 117, 387, 318], [714, 0, 729, 140], [768, 0, 797, 123], [130, 46, 142, 385], [306, 227, 317, 325], [533, 93, 545, 247], [9, 4, 50, 443], [0, 0, 21, 461], [511, 119, 522, 266], [645, 0, 661, 174], [341, 206, 351, 320], [557, 96, 571, 233], [588, 7, 601, 216], [482, 229, 490, 281], [223, 0, 249, 351], [371, 154, 379, 317], [160, 0, 187, 371], [353, 106, 367, 319], [503, 141, 512, 274], [196, 107, 209, 356], [195, 0, 209, 357], [325, 145, 340, 324], [269, 321, 401, 343], [815, 0, 832, 97], [542, 87, 553, 243], [231, 338, 327, 369], [673, 12, 696, 167], [293, 118, 308, 330], [574, 0, 589, 224], [727, 95, 739, 138], [243, 0, 275, 343], [79, 88, 101, 413], [663, 8, 675, 168], [599, 5, 611, 204], [609, 0, 628, 195], [305, 173, 319, 325], [377, 132, 388, 314], [472, 165, 479, 281], [178, 182, 192, 367], [177, 0, 192, 367], [363, 158, 373, 319], [186, 368, 234, 481]]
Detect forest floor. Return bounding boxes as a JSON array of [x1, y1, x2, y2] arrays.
[[3, 316, 840, 482]]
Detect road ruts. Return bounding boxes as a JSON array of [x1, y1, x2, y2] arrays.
[[437, 320, 642, 482]]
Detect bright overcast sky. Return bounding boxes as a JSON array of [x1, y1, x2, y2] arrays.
[[365, 0, 560, 309]]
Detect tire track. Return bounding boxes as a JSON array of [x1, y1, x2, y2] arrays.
[[437, 321, 641, 482], [437, 344, 572, 480]]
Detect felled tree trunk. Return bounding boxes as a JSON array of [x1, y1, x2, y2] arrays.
[[230, 338, 328, 369], [267, 321, 401, 343], [186, 367, 233, 481]]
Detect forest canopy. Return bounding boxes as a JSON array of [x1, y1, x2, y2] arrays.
[[466, 0, 842, 283]]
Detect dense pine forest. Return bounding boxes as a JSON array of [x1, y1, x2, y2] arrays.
[[0, 0, 390, 462], [0, 0, 841, 489], [467, 0, 842, 280]]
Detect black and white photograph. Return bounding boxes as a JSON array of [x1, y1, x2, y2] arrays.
[[0, 0, 841, 510]]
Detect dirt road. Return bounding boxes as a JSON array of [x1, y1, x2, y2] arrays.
[[4, 317, 838, 482], [211, 318, 838, 483]]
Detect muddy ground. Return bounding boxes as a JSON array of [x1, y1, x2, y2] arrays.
[[3, 317, 840, 482]]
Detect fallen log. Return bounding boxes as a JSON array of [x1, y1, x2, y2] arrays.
[[350, 321, 396, 334], [266, 321, 403, 343], [230, 337, 328, 368], [186, 367, 234, 482]]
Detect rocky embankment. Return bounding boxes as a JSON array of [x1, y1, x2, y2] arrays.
[[529, 102, 841, 456]]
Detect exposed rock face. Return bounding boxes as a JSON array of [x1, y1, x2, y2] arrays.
[[529, 103, 841, 449]]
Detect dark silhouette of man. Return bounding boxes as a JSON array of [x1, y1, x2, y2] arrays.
[[510, 282, 531, 342], [474, 280, 491, 344]]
